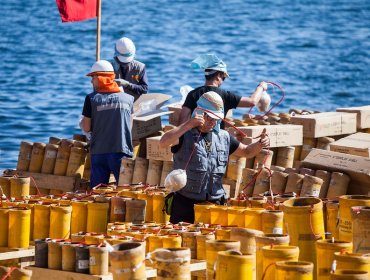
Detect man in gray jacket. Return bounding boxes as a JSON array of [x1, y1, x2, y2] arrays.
[[113, 37, 148, 101]]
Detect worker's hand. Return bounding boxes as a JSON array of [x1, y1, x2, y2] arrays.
[[259, 128, 270, 148], [189, 112, 205, 128], [259, 81, 268, 91], [115, 79, 130, 87]]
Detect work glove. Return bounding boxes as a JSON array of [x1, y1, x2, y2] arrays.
[[114, 79, 130, 87]]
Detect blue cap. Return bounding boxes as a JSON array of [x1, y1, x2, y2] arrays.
[[191, 54, 229, 78]]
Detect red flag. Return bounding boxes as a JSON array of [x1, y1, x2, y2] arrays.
[[56, 0, 97, 22]]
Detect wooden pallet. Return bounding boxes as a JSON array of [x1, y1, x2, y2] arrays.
[[0, 246, 35, 268], [4, 170, 81, 192]]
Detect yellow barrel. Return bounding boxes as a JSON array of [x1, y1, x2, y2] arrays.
[[327, 173, 351, 200], [66, 147, 87, 177], [334, 252, 370, 274], [230, 227, 263, 255], [132, 157, 149, 184], [271, 171, 289, 194], [196, 233, 215, 260], [194, 204, 212, 224], [256, 234, 290, 280], [71, 201, 88, 234], [0, 208, 10, 247], [152, 193, 168, 223], [28, 142, 46, 173], [261, 210, 284, 234], [118, 158, 135, 185], [84, 233, 104, 245], [18, 202, 35, 241], [7, 268, 32, 280], [215, 250, 255, 280], [285, 173, 305, 194], [89, 245, 109, 275], [326, 200, 340, 239], [0, 176, 12, 198], [10, 176, 30, 199], [162, 234, 182, 248], [137, 192, 153, 222], [48, 240, 63, 270], [276, 261, 314, 280], [71, 232, 85, 243], [40, 144, 59, 174], [160, 161, 174, 186], [215, 227, 231, 240], [300, 175, 323, 197], [244, 208, 265, 230], [240, 168, 258, 196], [53, 145, 71, 176], [282, 197, 325, 264], [61, 242, 76, 271], [8, 208, 31, 248], [49, 205, 72, 239], [206, 240, 241, 280], [227, 155, 247, 181], [110, 242, 146, 280], [182, 231, 201, 259], [351, 206, 370, 254], [33, 204, 50, 240], [146, 159, 163, 186], [315, 170, 331, 198], [16, 141, 33, 171], [276, 147, 295, 168], [227, 207, 247, 227], [87, 202, 109, 233], [253, 169, 271, 196], [262, 245, 300, 280], [316, 239, 353, 280], [254, 149, 274, 169], [248, 196, 267, 208], [210, 205, 228, 226], [148, 235, 164, 252], [154, 247, 191, 280], [338, 195, 370, 242], [330, 270, 369, 279]]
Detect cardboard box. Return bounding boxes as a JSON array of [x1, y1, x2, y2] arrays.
[[228, 125, 303, 148], [330, 132, 370, 157], [337, 105, 370, 129], [146, 136, 173, 161], [132, 93, 174, 140], [290, 112, 357, 138], [168, 104, 182, 126], [301, 149, 370, 195]]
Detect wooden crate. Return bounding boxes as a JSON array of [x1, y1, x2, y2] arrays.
[[4, 170, 81, 192], [0, 247, 35, 268]]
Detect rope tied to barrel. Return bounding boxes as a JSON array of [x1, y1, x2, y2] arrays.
[[261, 261, 277, 280]]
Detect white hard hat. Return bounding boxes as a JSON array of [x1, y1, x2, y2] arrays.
[[115, 37, 136, 63], [86, 60, 114, 76]]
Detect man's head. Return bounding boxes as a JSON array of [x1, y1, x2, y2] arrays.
[[193, 91, 224, 133], [115, 37, 136, 63], [191, 54, 229, 86], [86, 60, 120, 92]]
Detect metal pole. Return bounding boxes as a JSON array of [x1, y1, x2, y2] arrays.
[[96, 0, 102, 61]]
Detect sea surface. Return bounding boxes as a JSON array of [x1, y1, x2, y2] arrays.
[[0, 0, 369, 170]]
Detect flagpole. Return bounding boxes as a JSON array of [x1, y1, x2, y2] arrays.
[[96, 0, 102, 61]]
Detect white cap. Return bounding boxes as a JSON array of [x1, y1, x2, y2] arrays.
[[196, 91, 224, 119], [86, 60, 114, 76], [115, 37, 136, 63]]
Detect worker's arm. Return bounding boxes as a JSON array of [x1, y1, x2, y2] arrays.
[[237, 81, 268, 107], [231, 128, 270, 158], [160, 113, 204, 148], [178, 106, 192, 125], [80, 116, 91, 133]]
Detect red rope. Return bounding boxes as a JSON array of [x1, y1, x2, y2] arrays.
[[261, 262, 276, 280], [1, 267, 17, 280]]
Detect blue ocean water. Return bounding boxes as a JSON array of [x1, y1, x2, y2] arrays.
[[0, 0, 369, 170]]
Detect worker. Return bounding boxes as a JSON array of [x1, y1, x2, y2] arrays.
[[80, 60, 134, 188], [112, 37, 148, 100], [179, 53, 267, 127], [160, 91, 269, 223]]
